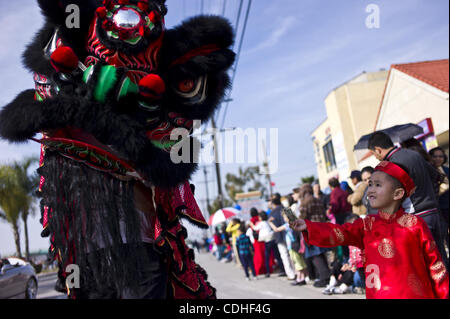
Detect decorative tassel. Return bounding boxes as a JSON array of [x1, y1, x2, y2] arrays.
[[96, 7, 107, 19]]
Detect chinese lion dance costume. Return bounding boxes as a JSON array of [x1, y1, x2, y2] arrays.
[[0, 0, 235, 299]]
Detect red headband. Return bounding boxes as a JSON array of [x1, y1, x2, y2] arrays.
[[375, 161, 416, 197]]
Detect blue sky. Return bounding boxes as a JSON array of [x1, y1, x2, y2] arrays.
[[0, 0, 448, 254]]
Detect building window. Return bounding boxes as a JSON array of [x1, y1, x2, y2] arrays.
[[323, 140, 337, 172]]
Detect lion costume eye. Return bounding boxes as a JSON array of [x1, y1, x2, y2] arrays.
[[173, 76, 207, 104], [178, 79, 195, 93]]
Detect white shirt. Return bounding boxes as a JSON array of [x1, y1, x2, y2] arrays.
[[253, 221, 274, 242]]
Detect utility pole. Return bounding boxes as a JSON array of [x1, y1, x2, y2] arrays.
[[203, 166, 211, 213], [211, 118, 224, 209], [262, 139, 273, 198]]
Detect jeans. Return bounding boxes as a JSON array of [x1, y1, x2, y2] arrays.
[[264, 240, 284, 275], [215, 245, 225, 260], [352, 268, 365, 288], [239, 253, 256, 278]]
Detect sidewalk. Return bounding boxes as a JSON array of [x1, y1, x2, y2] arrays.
[[195, 251, 365, 299]]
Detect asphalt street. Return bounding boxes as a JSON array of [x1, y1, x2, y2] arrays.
[[37, 272, 67, 299], [195, 251, 365, 299], [35, 252, 365, 299]]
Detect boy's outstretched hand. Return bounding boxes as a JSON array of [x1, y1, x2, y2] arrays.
[[289, 219, 307, 232]]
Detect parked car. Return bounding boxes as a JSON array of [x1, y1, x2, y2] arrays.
[[0, 257, 38, 299]]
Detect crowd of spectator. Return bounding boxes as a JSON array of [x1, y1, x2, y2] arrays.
[[207, 134, 449, 297]]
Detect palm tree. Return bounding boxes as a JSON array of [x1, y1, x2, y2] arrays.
[[0, 165, 28, 258], [13, 157, 40, 261]]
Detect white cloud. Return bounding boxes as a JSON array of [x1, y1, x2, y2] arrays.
[[244, 16, 297, 55]]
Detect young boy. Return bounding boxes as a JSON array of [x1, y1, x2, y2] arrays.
[[291, 161, 449, 299], [235, 223, 257, 281]]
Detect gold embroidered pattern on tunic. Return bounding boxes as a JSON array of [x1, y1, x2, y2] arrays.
[[333, 228, 345, 244], [431, 261, 447, 283], [378, 238, 395, 259], [379, 211, 396, 221], [397, 214, 418, 228]]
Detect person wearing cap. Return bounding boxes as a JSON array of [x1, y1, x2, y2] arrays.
[[290, 161, 449, 299], [368, 131, 448, 270], [347, 170, 368, 216]]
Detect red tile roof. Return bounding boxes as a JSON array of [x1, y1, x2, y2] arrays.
[[359, 59, 449, 163], [373, 59, 449, 131], [392, 59, 449, 93]]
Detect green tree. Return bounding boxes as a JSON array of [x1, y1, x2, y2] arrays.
[[224, 166, 267, 202], [207, 196, 234, 217], [0, 165, 28, 258], [300, 175, 316, 185], [13, 157, 40, 261]]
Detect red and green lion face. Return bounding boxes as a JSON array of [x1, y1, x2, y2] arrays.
[[0, 0, 235, 187]]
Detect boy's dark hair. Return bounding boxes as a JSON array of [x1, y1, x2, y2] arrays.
[[250, 207, 259, 217], [259, 211, 268, 221], [232, 218, 241, 224], [238, 223, 246, 233], [361, 166, 375, 175], [328, 177, 340, 188], [368, 132, 394, 150]]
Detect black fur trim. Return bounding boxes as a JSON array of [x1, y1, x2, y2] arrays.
[[160, 15, 235, 67], [22, 23, 57, 76], [36, 0, 97, 57], [0, 90, 44, 142]]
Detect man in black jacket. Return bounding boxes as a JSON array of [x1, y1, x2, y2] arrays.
[[368, 132, 448, 269]]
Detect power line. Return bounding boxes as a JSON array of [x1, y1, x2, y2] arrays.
[[222, 0, 227, 15], [219, 0, 252, 129]]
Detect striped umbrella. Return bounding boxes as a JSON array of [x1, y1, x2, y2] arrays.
[[208, 207, 240, 226]]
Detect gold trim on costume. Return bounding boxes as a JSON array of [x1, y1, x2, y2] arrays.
[[333, 228, 345, 244], [378, 238, 395, 259], [431, 261, 447, 283], [397, 214, 417, 228]]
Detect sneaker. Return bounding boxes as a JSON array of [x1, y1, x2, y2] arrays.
[[333, 284, 350, 294], [265, 273, 270, 278], [305, 276, 312, 284], [313, 279, 328, 288], [287, 276, 296, 281], [322, 287, 333, 295], [278, 272, 287, 277], [291, 280, 306, 286], [352, 287, 364, 294], [245, 277, 250, 281]]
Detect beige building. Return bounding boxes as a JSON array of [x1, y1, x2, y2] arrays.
[[359, 59, 449, 168], [311, 70, 389, 190], [312, 59, 449, 190]]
